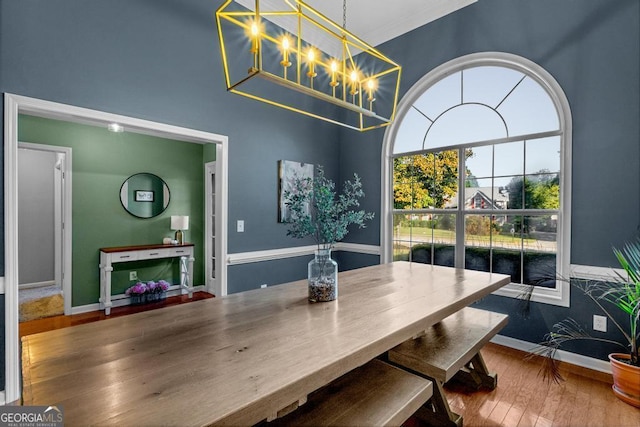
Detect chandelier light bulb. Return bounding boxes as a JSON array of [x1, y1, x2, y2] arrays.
[[349, 70, 359, 95], [280, 36, 291, 68], [329, 60, 340, 88], [366, 78, 377, 104], [249, 21, 259, 54], [307, 48, 317, 78]]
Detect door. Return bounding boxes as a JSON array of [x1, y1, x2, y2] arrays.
[[205, 161, 218, 295], [17, 143, 72, 318]]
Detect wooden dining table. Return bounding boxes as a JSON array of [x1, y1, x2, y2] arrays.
[[21, 262, 510, 426]]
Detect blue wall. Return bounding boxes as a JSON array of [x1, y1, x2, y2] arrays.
[[1, 0, 639, 392]]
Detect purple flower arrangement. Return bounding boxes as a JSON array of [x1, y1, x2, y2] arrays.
[[125, 280, 171, 297]]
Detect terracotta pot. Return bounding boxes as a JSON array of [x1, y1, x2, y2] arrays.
[[608, 353, 640, 408]]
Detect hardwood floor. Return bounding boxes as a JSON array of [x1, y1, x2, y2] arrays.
[[18, 291, 214, 338], [436, 343, 639, 427], [19, 298, 638, 426]]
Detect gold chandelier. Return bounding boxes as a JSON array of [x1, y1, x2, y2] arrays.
[[216, 0, 402, 131]]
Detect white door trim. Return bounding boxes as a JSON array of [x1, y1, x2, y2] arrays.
[[204, 161, 226, 297], [4, 93, 229, 404], [18, 142, 73, 315]]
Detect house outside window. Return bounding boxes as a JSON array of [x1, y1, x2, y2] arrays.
[[382, 53, 572, 306]]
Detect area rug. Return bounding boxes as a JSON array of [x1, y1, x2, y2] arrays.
[[19, 293, 64, 322]]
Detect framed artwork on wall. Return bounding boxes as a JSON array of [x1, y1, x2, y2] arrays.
[[135, 190, 155, 202], [278, 160, 314, 223]]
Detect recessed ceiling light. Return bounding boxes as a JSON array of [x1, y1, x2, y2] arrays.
[[107, 123, 124, 133]]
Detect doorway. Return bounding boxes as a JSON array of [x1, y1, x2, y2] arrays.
[[4, 94, 229, 404], [17, 143, 72, 321]]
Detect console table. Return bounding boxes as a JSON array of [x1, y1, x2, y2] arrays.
[[99, 243, 195, 315]]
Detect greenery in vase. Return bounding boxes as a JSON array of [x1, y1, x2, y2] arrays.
[[284, 166, 374, 250], [529, 240, 640, 381]]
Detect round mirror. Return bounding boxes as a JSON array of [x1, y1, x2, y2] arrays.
[[119, 173, 170, 219]]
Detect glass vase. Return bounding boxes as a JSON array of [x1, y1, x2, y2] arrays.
[[308, 248, 338, 302]]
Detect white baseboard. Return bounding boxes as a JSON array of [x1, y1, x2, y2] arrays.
[[491, 334, 612, 374], [18, 280, 57, 290], [227, 243, 380, 265], [71, 285, 208, 315]]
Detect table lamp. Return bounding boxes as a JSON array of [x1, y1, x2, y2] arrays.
[[171, 215, 189, 245]]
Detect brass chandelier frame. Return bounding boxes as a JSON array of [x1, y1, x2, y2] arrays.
[[216, 0, 402, 131]]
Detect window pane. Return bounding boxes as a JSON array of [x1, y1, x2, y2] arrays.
[[463, 66, 525, 108], [393, 242, 411, 261], [466, 145, 493, 182], [492, 213, 522, 283], [497, 76, 560, 136], [523, 215, 557, 287], [523, 253, 556, 287], [494, 141, 524, 176], [494, 175, 524, 210], [464, 214, 493, 272], [413, 72, 461, 120], [393, 156, 414, 209], [433, 150, 459, 208], [393, 107, 431, 155], [526, 136, 561, 174], [425, 104, 507, 149], [523, 215, 558, 250], [524, 174, 560, 210], [493, 247, 522, 284], [411, 151, 459, 209], [393, 213, 412, 261], [409, 214, 456, 266]]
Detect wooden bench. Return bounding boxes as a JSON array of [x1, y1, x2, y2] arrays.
[[267, 359, 433, 426], [388, 307, 509, 427]]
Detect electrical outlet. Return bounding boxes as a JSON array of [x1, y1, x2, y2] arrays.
[[593, 315, 607, 332], [237, 220, 245, 232], [129, 271, 138, 281], [261, 284, 267, 289]]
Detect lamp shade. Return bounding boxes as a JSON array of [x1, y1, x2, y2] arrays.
[[171, 215, 189, 231]]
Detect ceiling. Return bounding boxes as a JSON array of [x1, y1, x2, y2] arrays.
[[301, 0, 477, 47], [233, 0, 477, 48]]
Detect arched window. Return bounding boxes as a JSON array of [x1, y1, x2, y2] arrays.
[[382, 53, 572, 306]]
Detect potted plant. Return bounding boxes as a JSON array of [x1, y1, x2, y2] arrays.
[[284, 167, 374, 302], [530, 240, 640, 407], [125, 280, 171, 305]]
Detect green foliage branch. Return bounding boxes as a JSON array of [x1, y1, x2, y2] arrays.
[[284, 167, 374, 251]]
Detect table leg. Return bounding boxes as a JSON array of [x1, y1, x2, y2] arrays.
[[102, 265, 113, 316], [180, 255, 195, 298]]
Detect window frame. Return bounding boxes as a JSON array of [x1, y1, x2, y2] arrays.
[[381, 52, 572, 307]]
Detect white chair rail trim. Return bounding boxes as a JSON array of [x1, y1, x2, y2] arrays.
[[227, 243, 381, 265]]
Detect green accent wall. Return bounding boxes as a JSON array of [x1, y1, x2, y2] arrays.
[[18, 114, 209, 307]]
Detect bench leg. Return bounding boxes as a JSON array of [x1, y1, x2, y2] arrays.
[[450, 351, 498, 391], [413, 380, 463, 427]]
